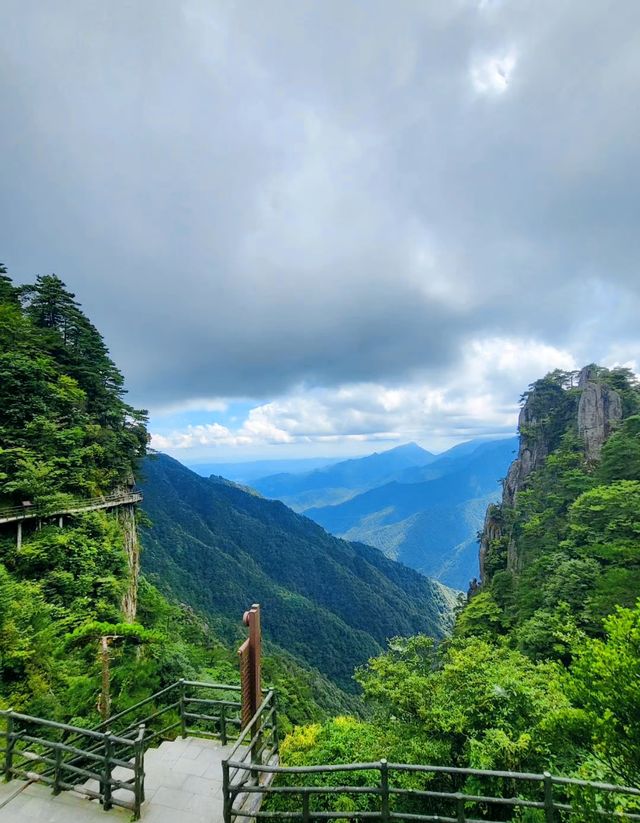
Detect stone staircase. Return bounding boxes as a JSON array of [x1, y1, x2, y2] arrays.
[[0, 736, 233, 823]]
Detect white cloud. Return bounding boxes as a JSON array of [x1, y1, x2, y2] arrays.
[[470, 50, 517, 94], [150, 335, 576, 457]]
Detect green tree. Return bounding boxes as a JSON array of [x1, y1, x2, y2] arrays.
[[568, 601, 640, 786]]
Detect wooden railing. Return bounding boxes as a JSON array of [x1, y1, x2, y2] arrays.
[[223, 689, 279, 822], [0, 491, 143, 524], [0, 709, 145, 816], [221, 758, 640, 823], [1, 679, 242, 819]]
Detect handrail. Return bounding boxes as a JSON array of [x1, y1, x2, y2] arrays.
[[1, 678, 243, 819], [0, 491, 143, 523], [221, 757, 640, 823], [0, 708, 145, 818]]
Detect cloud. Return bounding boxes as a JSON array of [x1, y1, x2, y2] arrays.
[[470, 50, 517, 93], [1, 0, 640, 424], [150, 335, 578, 456]]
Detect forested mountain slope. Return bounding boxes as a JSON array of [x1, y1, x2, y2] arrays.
[[306, 438, 517, 589], [279, 365, 640, 800], [139, 453, 457, 691], [0, 267, 366, 730], [476, 365, 640, 653], [252, 442, 436, 511]]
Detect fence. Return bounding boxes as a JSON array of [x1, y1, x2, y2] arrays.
[[223, 689, 279, 822], [1, 678, 242, 819], [0, 709, 145, 816], [0, 491, 143, 524], [221, 759, 640, 823]]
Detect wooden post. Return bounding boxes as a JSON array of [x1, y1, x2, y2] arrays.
[[99, 637, 111, 722], [102, 732, 113, 810], [16, 522, 21, 549], [3, 712, 14, 781], [543, 772, 555, 823], [52, 744, 63, 795], [133, 724, 146, 818], [239, 604, 262, 729], [222, 759, 231, 823], [179, 678, 187, 738], [380, 759, 390, 823]]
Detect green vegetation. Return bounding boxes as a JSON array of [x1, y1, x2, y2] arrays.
[[139, 453, 457, 692], [277, 367, 640, 813], [0, 266, 349, 730]]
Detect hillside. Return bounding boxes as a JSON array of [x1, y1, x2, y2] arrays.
[[252, 442, 436, 510], [139, 453, 457, 691], [305, 438, 517, 589], [477, 365, 640, 648], [279, 365, 640, 801], [0, 269, 369, 729]]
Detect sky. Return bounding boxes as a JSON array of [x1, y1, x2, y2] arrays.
[[2, 1, 639, 462]]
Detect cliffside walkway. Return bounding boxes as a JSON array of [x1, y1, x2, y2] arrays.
[[0, 491, 143, 525], [0, 735, 231, 823], [0, 679, 277, 822]]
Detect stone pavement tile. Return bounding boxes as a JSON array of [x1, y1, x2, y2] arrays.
[[202, 760, 226, 781], [187, 792, 221, 816], [172, 756, 209, 777], [0, 779, 27, 802], [142, 805, 203, 823], [179, 744, 204, 761], [183, 773, 223, 798], [151, 785, 196, 811], [143, 769, 189, 792]]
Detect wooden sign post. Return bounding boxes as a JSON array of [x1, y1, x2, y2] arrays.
[[238, 603, 262, 730]]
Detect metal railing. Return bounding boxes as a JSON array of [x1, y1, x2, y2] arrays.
[[223, 689, 279, 823], [1, 678, 242, 819], [0, 491, 143, 524], [221, 758, 640, 823]]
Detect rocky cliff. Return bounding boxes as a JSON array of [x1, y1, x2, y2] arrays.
[[479, 365, 623, 584]]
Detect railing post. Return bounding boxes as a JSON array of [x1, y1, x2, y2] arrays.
[[133, 724, 145, 820], [222, 759, 231, 823], [3, 712, 14, 781], [455, 792, 466, 822], [179, 678, 187, 738], [220, 704, 227, 745], [380, 759, 390, 823], [543, 772, 555, 823], [302, 790, 310, 823], [102, 732, 113, 811], [52, 744, 63, 795], [271, 692, 279, 755]]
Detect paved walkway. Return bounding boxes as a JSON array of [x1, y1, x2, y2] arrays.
[[0, 736, 232, 822]]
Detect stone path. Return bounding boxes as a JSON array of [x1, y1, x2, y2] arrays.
[[0, 736, 233, 822]]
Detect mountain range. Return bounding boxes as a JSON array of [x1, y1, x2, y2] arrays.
[[139, 454, 457, 692], [252, 438, 518, 590]]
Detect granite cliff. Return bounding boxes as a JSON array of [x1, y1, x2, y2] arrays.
[[479, 365, 625, 583]]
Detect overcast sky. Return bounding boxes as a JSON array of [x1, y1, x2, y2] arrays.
[[2, 1, 639, 461]]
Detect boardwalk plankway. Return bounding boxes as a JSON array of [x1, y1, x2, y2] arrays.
[[0, 491, 143, 525]]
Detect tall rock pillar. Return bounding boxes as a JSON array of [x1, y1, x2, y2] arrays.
[[118, 503, 140, 622]]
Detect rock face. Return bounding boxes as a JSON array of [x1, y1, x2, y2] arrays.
[[502, 398, 550, 507], [478, 365, 622, 585], [478, 505, 501, 583], [118, 503, 140, 621], [578, 369, 622, 461]]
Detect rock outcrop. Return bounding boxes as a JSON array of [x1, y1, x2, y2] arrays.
[[478, 365, 623, 585], [502, 397, 550, 507], [578, 367, 622, 461], [118, 502, 140, 621]]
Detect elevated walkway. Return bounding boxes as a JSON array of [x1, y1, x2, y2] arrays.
[[0, 491, 143, 525]]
